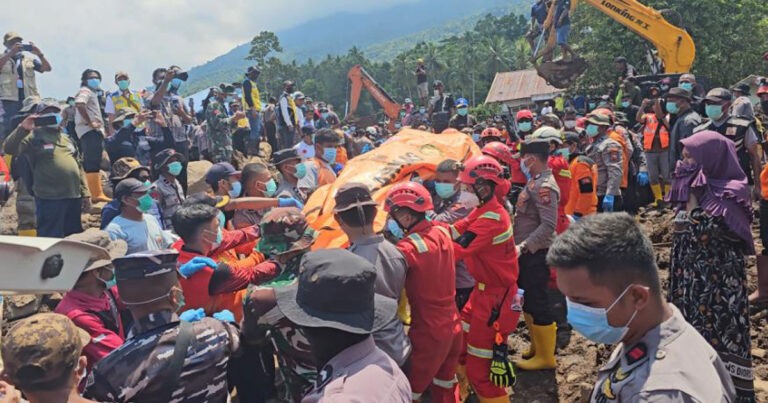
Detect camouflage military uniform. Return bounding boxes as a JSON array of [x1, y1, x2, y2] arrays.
[[205, 99, 236, 163]]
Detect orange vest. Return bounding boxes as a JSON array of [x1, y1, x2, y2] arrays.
[[565, 156, 598, 217], [761, 164, 768, 200], [642, 114, 669, 150], [608, 130, 630, 188]]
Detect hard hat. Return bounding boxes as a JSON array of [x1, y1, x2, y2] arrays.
[[417, 58, 424, 64], [455, 98, 469, 108], [481, 127, 502, 139], [516, 109, 534, 121], [366, 126, 377, 135], [384, 182, 434, 213], [481, 142, 514, 166], [458, 155, 505, 186], [529, 126, 563, 144]]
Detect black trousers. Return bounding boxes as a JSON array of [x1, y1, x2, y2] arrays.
[[265, 121, 279, 152], [518, 250, 554, 325], [80, 130, 104, 173]]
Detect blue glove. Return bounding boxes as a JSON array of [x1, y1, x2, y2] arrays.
[[332, 163, 344, 174], [278, 197, 304, 209], [179, 256, 218, 278], [602, 195, 615, 212], [213, 309, 235, 322], [179, 308, 205, 322], [636, 171, 649, 186]]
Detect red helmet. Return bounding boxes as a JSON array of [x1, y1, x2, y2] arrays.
[[758, 84, 768, 96], [481, 127, 502, 139], [481, 141, 514, 166], [384, 181, 434, 213], [458, 155, 505, 186]]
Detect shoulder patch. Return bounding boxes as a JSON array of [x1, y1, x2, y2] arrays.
[[609, 149, 621, 163], [538, 188, 552, 205]]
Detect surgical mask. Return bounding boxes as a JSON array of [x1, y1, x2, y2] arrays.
[[263, 178, 277, 197], [520, 157, 532, 180], [86, 78, 101, 90], [434, 89, 440, 96], [174, 288, 186, 312], [665, 101, 679, 114], [598, 101, 607, 107], [123, 118, 133, 128], [67, 100, 75, 107], [554, 147, 570, 159], [214, 228, 223, 248], [135, 193, 153, 213], [295, 162, 307, 179], [586, 124, 600, 138], [457, 108, 468, 116], [323, 147, 337, 164], [143, 180, 152, 187], [387, 218, 405, 241], [705, 104, 724, 120], [564, 120, 576, 129], [321, 112, 329, 119], [419, 107, 426, 114], [566, 285, 638, 344], [170, 78, 183, 89], [518, 121, 532, 132], [435, 182, 456, 199], [472, 133, 481, 143], [217, 210, 226, 230], [96, 267, 116, 288], [167, 161, 183, 176], [229, 181, 242, 198], [660, 85, 669, 92], [588, 102, 596, 110], [679, 82, 693, 91], [400, 112, 406, 117], [117, 80, 130, 91], [621, 101, 630, 108]]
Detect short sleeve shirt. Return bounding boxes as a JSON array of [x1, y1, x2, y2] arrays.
[[74, 87, 104, 138], [105, 214, 174, 254]]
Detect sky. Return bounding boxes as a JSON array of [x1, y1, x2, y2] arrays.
[[2, 0, 416, 99]]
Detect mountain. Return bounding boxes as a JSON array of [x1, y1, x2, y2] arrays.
[[184, 0, 528, 94]]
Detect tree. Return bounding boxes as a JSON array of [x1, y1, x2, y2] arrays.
[[246, 31, 283, 66]]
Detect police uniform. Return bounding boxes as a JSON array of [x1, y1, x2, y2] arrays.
[[591, 305, 736, 402], [205, 98, 236, 163], [84, 250, 241, 403], [586, 134, 623, 209], [695, 115, 759, 184]]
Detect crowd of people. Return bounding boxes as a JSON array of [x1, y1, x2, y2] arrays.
[[0, 27, 767, 403]]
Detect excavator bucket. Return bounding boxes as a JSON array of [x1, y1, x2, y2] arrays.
[[534, 56, 588, 89]]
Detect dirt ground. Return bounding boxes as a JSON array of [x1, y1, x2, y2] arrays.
[[2, 192, 767, 402]]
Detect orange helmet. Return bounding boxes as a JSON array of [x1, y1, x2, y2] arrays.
[[481, 127, 502, 139], [458, 155, 505, 186], [384, 182, 434, 213], [757, 84, 768, 96], [481, 142, 514, 166]]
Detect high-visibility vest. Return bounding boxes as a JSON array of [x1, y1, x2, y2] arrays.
[[642, 114, 669, 151]]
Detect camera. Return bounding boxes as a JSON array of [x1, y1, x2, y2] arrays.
[[175, 71, 189, 82], [21, 44, 33, 52]]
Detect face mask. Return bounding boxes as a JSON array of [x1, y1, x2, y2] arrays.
[[172, 287, 186, 312], [621, 101, 630, 108], [588, 102, 596, 110], [400, 112, 406, 117], [598, 101, 607, 107], [434, 89, 440, 96], [294, 162, 307, 179], [518, 121, 532, 132], [167, 161, 183, 176], [117, 80, 130, 91], [229, 181, 242, 198], [705, 104, 724, 120], [143, 179, 152, 187], [419, 107, 426, 114], [135, 193, 153, 213], [96, 267, 116, 288], [263, 178, 277, 197], [472, 133, 481, 143], [387, 218, 405, 241], [665, 101, 679, 114], [323, 147, 337, 164], [679, 82, 693, 91], [217, 210, 226, 230], [520, 157, 532, 180], [86, 78, 101, 90], [170, 78, 183, 89], [37, 112, 62, 128], [123, 118, 133, 128], [215, 228, 223, 248], [435, 182, 457, 199], [554, 147, 570, 159], [67, 100, 75, 107], [564, 120, 576, 129], [457, 108, 468, 117], [566, 285, 638, 344], [586, 124, 600, 138], [661, 85, 669, 92]]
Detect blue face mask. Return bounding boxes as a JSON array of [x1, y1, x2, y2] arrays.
[[665, 101, 679, 114], [679, 82, 693, 91], [321, 112, 329, 119], [387, 218, 405, 241], [263, 178, 277, 197], [419, 108, 426, 114], [457, 108, 468, 116], [213, 228, 223, 249], [588, 102, 596, 110], [518, 121, 532, 132], [586, 124, 600, 138], [123, 118, 133, 128], [170, 78, 183, 89], [621, 101, 630, 108], [435, 182, 456, 199], [294, 162, 307, 179], [217, 210, 226, 230], [167, 161, 183, 177], [472, 133, 481, 143], [229, 181, 242, 198], [86, 78, 101, 90], [323, 147, 337, 164], [566, 285, 638, 344], [520, 157, 532, 180], [705, 104, 724, 120], [554, 147, 570, 159], [117, 80, 130, 91]]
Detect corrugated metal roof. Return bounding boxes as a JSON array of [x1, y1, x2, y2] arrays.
[[484, 69, 562, 104]]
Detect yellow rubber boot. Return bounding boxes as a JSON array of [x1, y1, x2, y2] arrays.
[[397, 289, 411, 325], [521, 313, 536, 359], [455, 364, 471, 402], [515, 322, 557, 371], [86, 172, 111, 203], [477, 394, 510, 403], [17, 229, 36, 237], [663, 184, 671, 198], [650, 184, 663, 206]]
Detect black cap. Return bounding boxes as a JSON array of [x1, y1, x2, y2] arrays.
[[246, 66, 260, 75], [334, 183, 377, 213], [731, 83, 750, 95], [113, 249, 179, 281], [272, 148, 301, 166], [564, 132, 580, 144], [205, 162, 240, 186], [114, 178, 153, 200], [667, 87, 692, 101], [153, 148, 184, 172], [275, 249, 397, 334], [705, 88, 733, 103], [520, 141, 551, 156]]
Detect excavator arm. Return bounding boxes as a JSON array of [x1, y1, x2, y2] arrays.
[[346, 65, 402, 130]]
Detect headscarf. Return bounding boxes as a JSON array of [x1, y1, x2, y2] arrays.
[[679, 130, 754, 250]]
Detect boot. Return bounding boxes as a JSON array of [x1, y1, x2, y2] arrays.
[[650, 184, 663, 207], [520, 313, 536, 359], [17, 229, 36, 237], [749, 255, 768, 303], [663, 184, 671, 198], [515, 322, 557, 371], [477, 394, 510, 403], [86, 172, 111, 203], [455, 364, 471, 402]]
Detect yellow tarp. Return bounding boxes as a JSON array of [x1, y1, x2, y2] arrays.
[[304, 128, 481, 249]]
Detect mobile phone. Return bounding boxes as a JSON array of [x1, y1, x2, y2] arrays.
[[21, 44, 33, 52], [34, 115, 59, 127], [175, 71, 189, 81]]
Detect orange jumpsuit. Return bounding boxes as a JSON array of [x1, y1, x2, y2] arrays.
[[565, 154, 598, 217], [396, 219, 462, 402], [548, 155, 572, 234]]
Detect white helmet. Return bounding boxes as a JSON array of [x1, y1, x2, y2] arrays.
[[529, 126, 563, 145]]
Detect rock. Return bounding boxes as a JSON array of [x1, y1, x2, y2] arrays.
[[578, 382, 594, 401], [753, 348, 767, 359], [187, 160, 213, 195], [89, 201, 107, 215], [566, 373, 580, 383]]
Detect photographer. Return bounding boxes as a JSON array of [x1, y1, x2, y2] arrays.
[[0, 32, 51, 139]]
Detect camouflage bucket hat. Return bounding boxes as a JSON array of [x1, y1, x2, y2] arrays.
[[2, 313, 90, 389], [257, 207, 316, 256], [19, 96, 42, 114], [110, 157, 148, 181], [65, 228, 127, 272]]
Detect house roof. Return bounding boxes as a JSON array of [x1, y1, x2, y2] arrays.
[[484, 69, 562, 104]]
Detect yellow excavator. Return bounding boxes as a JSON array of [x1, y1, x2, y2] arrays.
[[533, 0, 696, 88]]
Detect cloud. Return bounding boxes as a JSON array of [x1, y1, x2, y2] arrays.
[[0, 0, 416, 98]]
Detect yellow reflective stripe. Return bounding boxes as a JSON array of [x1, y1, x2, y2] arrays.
[[559, 169, 572, 178], [467, 344, 494, 359], [432, 376, 458, 389], [435, 225, 450, 238], [492, 225, 514, 245], [407, 234, 428, 253], [449, 225, 461, 240], [480, 211, 501, 221], [461, 320, 470, 333]]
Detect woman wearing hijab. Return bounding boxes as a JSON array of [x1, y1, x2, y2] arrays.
[[667, 130, 755, 402]]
